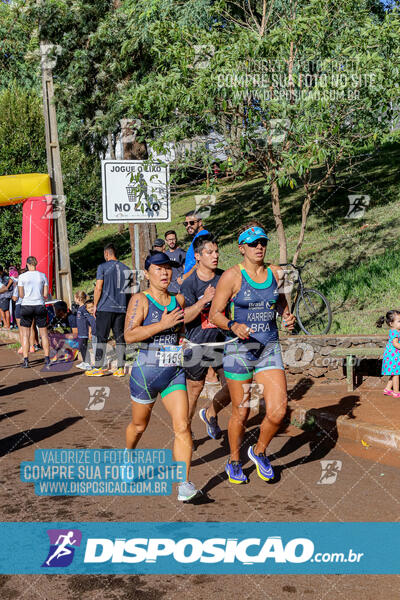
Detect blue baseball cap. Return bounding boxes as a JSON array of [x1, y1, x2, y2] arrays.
[[238, 226, 269, 245], [144, 252, 173, 270]]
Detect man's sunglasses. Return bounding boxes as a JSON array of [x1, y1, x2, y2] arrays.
[[247, 238, 268, 248], [183, 220, 198, 227]]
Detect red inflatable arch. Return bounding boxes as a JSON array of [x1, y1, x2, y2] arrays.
[[0, 173, 54, 291]]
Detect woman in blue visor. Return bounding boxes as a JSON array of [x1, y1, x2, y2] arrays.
[[124, 251, 199, 502], [210, 221, 295, 484]]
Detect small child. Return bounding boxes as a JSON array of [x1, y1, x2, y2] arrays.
[[75, 291, 91, 370], [376, 310, 400, 396], [84, 299, 97, 366]]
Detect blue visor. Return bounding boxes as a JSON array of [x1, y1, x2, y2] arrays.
[[144, 252, 173, 270], [238, 226, 269, 245]]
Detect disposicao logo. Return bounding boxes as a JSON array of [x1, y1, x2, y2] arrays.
[[83, 536, 314, 564], [42, 529, 82, 568]]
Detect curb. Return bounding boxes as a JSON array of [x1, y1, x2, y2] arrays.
[[291, 405, 400, 453]]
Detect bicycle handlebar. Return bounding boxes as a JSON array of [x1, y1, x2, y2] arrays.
[[279, 259, 313, 271]]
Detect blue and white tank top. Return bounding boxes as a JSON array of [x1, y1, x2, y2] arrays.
[[230, 265, 279, 345], [141, 292, 181, 348]]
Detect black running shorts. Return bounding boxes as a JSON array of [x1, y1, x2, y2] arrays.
[[20, 304, 48, 328]]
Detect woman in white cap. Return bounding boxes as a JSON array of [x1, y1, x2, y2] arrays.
[[210, 220, 295, 485]]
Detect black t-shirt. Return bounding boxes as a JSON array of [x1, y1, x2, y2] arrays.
[[181, 268, 225, 343]]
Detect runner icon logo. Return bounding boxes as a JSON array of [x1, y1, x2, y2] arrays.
[[86, 387, 110, 411], [317, 460, 342, 484], [42, 529, 82, 568]]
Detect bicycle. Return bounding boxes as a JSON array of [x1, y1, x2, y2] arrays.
[[278, 259, 332, 335]]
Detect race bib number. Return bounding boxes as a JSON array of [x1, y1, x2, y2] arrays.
[[157, 345, 183, 367]]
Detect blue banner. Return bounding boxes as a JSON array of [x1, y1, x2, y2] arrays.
[[0, 522, 398, 574]]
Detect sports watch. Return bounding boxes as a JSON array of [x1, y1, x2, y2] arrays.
[[227, 320, 236, 330]]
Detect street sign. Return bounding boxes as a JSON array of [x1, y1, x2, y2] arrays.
[[101, 160, 170, 223]]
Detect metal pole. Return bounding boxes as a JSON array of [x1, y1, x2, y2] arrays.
[[40, 42, 73, 305], [134, 223, 140, 293]]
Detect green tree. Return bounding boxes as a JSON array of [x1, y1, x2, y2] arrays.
[[0, 85, 46, 264], [0, 84, 102, 264], [119, 0, 400, 263]]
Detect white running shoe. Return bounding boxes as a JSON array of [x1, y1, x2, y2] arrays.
[[177, 481, 199, 502], [76, 362, 92, 370]]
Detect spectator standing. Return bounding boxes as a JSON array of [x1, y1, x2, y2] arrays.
[[17, 256, 50, 368], [183, 211, 209, 274], [86, 243, 130, 378], [152, 238, 166, 252], [12, 268, 37, 355], [164, 230, 186, 293], [9, 266, 19, 329], [0, 265, 13, 329]]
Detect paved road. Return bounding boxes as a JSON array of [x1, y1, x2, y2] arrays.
[[0, 345, 399, 599]]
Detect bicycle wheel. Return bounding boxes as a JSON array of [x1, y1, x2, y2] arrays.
[[295, 288, 332, 335]]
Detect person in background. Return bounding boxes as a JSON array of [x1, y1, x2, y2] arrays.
[[85, 299, 97, 364], [12, 268, 35, 355], [377, 310, 400, 397], [74, 291, 92, 371], [212, 161, 221, 180], [0, 264, 13, 329], [9, 266, 19, 329], [49, 301, 78, 334], [152, 238, 166, 253], [48, 300, 79, 363], [183, 211, 209, 275], [18, 256, 51, 368], [86, 243, 130, 378], [181, 234, 231, 438], [164, 230, 186, 293]]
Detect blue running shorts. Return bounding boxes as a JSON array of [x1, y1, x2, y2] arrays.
[[223, 339, 284, 381], [129, 348, 186, 404]]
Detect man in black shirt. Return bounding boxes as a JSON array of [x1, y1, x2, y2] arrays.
[[164, 230, 186, 293], [181, 234, 231, 439]]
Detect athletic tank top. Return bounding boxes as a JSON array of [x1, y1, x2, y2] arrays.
[[230, 265, 279, 345], [141, 292, 181, 348]]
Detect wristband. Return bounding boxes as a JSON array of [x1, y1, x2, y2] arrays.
[[227, 320, 236, 330]]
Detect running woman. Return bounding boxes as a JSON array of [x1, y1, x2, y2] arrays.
[[376, 310, 400, 396], [210, 221, 295, 484], [124, 251, 199, 502], [181, 233, 230, 439]]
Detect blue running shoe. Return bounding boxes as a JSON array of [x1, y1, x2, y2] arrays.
[[225, 460, 248, 484], [199, 408, 222, 440], [247, 445, 274, 481]]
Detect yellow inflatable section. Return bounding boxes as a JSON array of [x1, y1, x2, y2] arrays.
[[0, 173, 51, 205]]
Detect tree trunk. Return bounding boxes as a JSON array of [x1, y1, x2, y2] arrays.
[[121, 119, 157, 289], [292, 192, 311, 266], [325, 161, 336, 190], [270, 178, 287, 265]]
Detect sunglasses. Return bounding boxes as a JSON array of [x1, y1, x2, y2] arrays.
[[247, 238, 268, 248], [183, 220, 198, 227]]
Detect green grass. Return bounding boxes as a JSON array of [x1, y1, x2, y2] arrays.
[[70, 142, 400, 335]]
